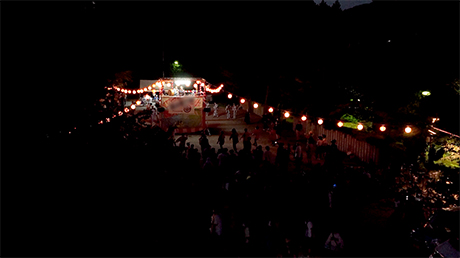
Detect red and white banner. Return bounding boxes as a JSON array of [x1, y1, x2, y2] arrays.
[[161, 96, 203, 114]]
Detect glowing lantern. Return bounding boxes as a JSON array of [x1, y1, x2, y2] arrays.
[[197, 80, 201, 84], [405, 126, 412, 134], [128, 90, 132, 94], [284, 111, 290, 118], [98, 120, 103, 124], [337, 121, 343, 127], [144, 87, 147, 91], [268, 107, 274, 113], [240, 98, 246, 104], [253, 103, 259, 109], [136, 100, 141, 105], [106, 118, 110, 122], [301, 115, 307, 121], [118, 111, 123, 116], [193, 84, 197, 88], [380, 125, 386, 132], [201, 83, 205, 86], [130, 104, 136, 110], [148, 86, 152, 90], [117, 88, 121, 91], [318, 119, 323, 125], [357, 124, 364, 130], [133, 90, 137, 94], [228, 93, 233, 99], [124, 108, 129, 113]]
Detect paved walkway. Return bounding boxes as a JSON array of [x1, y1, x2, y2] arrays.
[[128, 99, 324, 167]]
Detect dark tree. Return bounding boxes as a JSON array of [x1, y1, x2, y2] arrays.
[[318, 0, 330, 9], [331, 0, 342, 11]]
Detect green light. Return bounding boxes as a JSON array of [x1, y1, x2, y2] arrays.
[[350, 99, 353, 101], [422, 91, 431, 96], [174, 61, 179, 65]]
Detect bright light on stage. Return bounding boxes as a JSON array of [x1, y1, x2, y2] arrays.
[[175, 79, 191, 86]]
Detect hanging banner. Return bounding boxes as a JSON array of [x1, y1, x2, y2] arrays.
[[161, 96, 203, 114]]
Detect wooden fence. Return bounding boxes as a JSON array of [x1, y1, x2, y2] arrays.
[[304, 122, 380, 164], [238, 98, 380, 164]]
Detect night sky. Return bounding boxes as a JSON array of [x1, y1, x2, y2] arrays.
[[2, 1, 458, 138], [1, 0, 457, 145]]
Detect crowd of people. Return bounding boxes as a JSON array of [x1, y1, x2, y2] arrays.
[[147, 120, 393, 257], [42, 89, 431, 257]]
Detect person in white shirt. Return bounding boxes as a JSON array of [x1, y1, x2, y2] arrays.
[[325, 231, 344, 252], [151, 108, 158, 127], [305, 220, 313, 238], [225, 104, 231, 119], [232, 104, 238, 119], [213, 103, 219, 117], [243, 223, 250, 244]]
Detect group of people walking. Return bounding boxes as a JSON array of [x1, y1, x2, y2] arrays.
[[205, 102, 241, 119]]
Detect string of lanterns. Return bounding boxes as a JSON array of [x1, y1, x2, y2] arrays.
[[109, 78, 225, 95], [104, 84, 456, 138], [223, 89, 449, 136]]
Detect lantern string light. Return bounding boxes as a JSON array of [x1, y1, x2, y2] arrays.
[[55, 82, 453, 141], [110, 78, 225, 95], [404, 126, 412, 134]]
